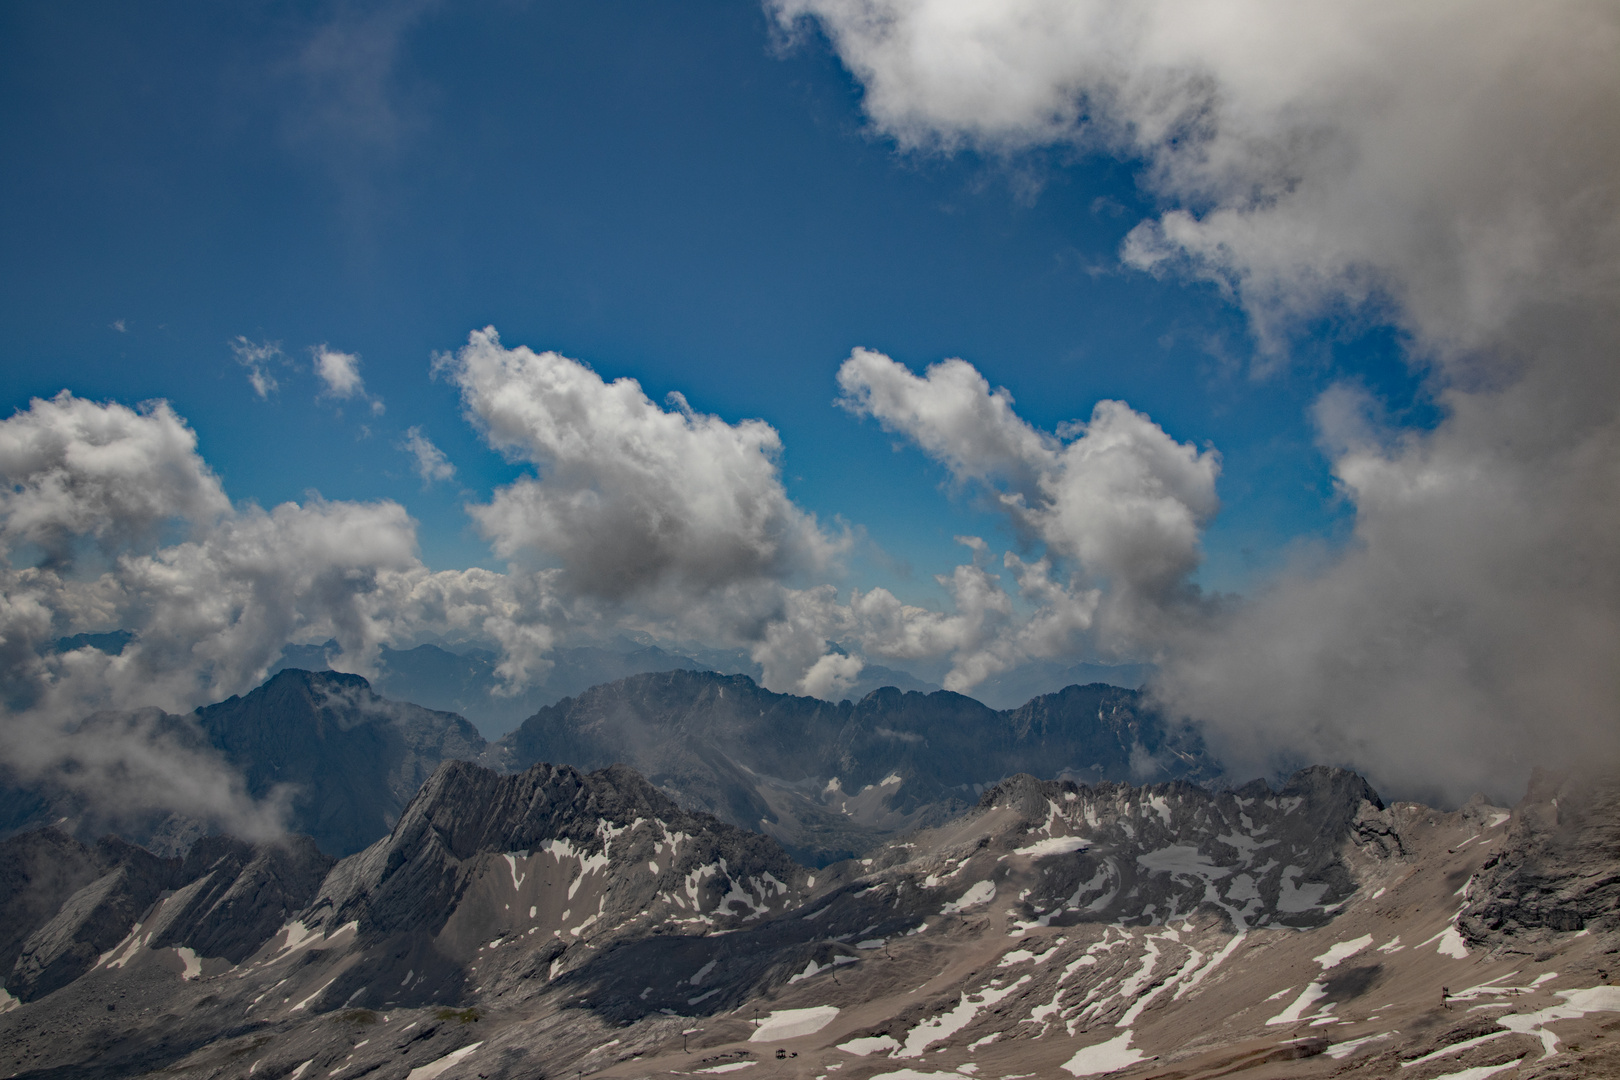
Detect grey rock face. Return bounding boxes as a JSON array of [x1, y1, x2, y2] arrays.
[[489, 670, 1215, 866], [298, 758, 812, 1010], [0, 827, 334, 1006], [1461, 767, 1620, 945], [7, 836, 178, 1001], [145, 835, 333, 963]]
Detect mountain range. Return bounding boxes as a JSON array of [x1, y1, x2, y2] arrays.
[[3, 667, 1209, 864], [270, 639, 944, 737], [3, 666, 1618, 1080], [2, 754, 1616, 1079]]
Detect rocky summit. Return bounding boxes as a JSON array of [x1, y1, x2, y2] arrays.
[[4, 757, 1618, 1080]]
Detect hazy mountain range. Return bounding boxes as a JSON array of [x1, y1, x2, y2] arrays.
[[3, 666, 1201, 864], [269, 637, 1150, 736]]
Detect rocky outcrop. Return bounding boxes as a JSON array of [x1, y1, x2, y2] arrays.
[[13, 760, 1620, 1080], [1461, 767, 1620, 946]]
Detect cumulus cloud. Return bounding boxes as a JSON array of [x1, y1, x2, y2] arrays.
[[440, 327, 844, 602], [776, 0, 1620, 801], [837, 348, 1219, 657], [401, 425, 455, 485], [231, 337, 284, 398], [0, 390, 231, 565]]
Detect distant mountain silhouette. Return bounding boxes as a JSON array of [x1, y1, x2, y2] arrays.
[[486, 670, 1215, 865]]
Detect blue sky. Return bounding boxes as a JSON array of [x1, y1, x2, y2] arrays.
[[0, 0, 1405, 600], [2, 0, 1612, 804]]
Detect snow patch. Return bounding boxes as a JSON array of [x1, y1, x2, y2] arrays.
[[1275, 867, 1331, 912], [1436, 927, 1469, 959], [1326, 1032, 1392, 1059], [1136, 844, 1221, 878], [1266, 982, 1328, 1025], [838, 1035, 901, 1056], [1314, 935, 1373, 969], [941, 881, 995, 914], [291, 977, 337, 1012], [176, 947, 202, 980], [1497, 985, 1620, 1059], [1061, 1031, 1146, 1077], [749, 1006, 840, 1042], [895, 976, 1030, 1057], [406, 1042, 482, 1080], [1013, 837, 1089, 858], [1415, 1064, 1522, 1080]]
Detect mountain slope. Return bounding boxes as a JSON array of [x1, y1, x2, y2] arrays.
[[3, 762, 1619, 1080], [5, 762, 1619, 1079]]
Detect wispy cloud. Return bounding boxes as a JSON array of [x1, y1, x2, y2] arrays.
[[400, 425, 455, 485], [230, 336, 285, 398]]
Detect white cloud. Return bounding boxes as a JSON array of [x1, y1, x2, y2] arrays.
[[313, 344, 385, 414], [401, 426, 456, 485], [231, 336, 283, 398], [285, 0, 437, 155], [777, 0, 1620, 800], [440, 327, 844, 602], [0, 390, 231, 564], [0, 391, 566, 834], [837, 348, 1219, 656], [771, 0, 1620, 359], [314, 344, 365, 398]]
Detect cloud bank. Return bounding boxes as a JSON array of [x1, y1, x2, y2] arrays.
[[774, 0, 1620, 801]]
